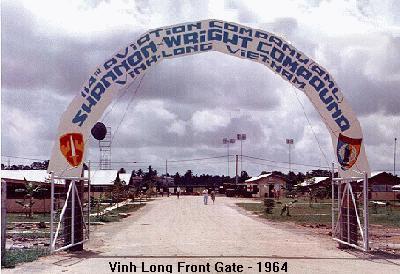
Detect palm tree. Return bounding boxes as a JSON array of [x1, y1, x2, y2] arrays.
[[137, 169, 144, 177]]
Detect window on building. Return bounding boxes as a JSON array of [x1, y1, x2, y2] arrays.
[[372, 185, 388, 192], [253, 185, 259, 193]]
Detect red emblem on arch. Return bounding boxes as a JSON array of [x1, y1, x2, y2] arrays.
[[59, 133, 84, 167]]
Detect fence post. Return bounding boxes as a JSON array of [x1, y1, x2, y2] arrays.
[[71, 181, 75, 245], [347, 183, 350, 243], [50, 172, 54, 253], [88, 161, 91, 239], [1, 180, 7, 261], [337, 177, 341, 241], [331, 163, 335, 235], [363, 172, 369, 251]]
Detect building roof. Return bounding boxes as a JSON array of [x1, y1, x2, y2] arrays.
[[244, 173, 286, 183], [355, 171, 382, 182], [245, 173, 272, 183], [88, 170, 131, 185], [1, 170, 66, 185], [1, 169, 133, 186], [356, 171, 399, 183], [298, 176, 329, 187], [1, 170, 50, 183]]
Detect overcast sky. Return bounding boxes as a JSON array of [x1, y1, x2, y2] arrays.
[[1, 0, 399, 177]]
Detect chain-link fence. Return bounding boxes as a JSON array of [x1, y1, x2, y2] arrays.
[[50, 176, 90, 253], [332, 174, 369, 251]]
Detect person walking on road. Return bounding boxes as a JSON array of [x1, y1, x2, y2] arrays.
[[210, 190, 215, 204], [176, 186, 181, 199], [202, 189, 208, 205]]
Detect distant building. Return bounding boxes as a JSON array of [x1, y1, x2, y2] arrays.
[[297, 176, 330, 194], [245, 173, 286, 198], [157, 176, 174, 187], [1, 170, 64, 213], [359, 172, 400, 201], [88, 170, 132, 199], [1, 169, 136, 213], [297, 172, 400, 201]]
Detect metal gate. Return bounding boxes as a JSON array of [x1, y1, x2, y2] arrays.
[[49, 170, 91, 253], [331, 170, 369, 251]]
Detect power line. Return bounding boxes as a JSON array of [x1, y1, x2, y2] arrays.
[[5, 153, 397, 174], [0, 154, 328, 169], [243, 159, 302, 172], [290, 86, 330, 166], [88, 160, 150, 164], [111, 72, 147, 144], [168, 155, 227, 163], [242, 155, 330, 169], [101, 77, 135, 123], [1, 155, 48, 162]]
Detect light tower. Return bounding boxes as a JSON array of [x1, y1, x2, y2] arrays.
[[395, 137, 397, 176], [286, 138, 294, 173], [223, 138, 236, 177], [99, 127, 112, 170], [237, 133, 246, 173]]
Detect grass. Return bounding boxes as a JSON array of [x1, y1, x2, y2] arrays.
[[3, 201, 148, 268], [1, 247, 49, 268], [8, 231, 51, 239], [237, 198, 400, 227], [369, 206, 400, 227], [7, 213, 51, 223], [90, 203, 146, 223], [7, 200, 151, 223], [237, 200, 332, 225]]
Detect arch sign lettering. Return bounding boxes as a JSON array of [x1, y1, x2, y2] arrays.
[[48, 19, 370, 178]]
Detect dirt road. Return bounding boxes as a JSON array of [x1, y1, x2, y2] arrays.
[[3, 196, 399, 273]]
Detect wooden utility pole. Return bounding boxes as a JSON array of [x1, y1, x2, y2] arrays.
[[1, 180, 7, 261], [235, 155, 239, 184], [394, 137, 397, 176]]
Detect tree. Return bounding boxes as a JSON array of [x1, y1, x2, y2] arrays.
[[129, 170, 137, 186], [183, 170, 193, 185], [111, 173, 126, 208], [95, 193, 105, 216], [173, 172, 181, 186], [271, 170, 285, 177], [306, 169, 330, 178], [296, 172, 305, 183], [142, 166, 157, 197], [240, 170, 250, 183], [30, 161, 49, 170], [137, 169, 144, 177], [143, 166, 156, 181], [15, 178, 41, 218]]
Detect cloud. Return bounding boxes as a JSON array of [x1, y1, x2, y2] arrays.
[[317, 32, 400, 116], [2, 0, 399, 176], [192, 109, 229, 133]]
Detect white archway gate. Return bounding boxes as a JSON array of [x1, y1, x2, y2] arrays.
[[47, 20, 372, 251], [47, 19, 370, 178]]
